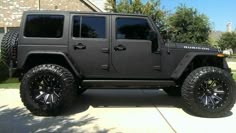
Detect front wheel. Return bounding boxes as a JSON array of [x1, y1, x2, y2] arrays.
[[20, 64, 76, 116], [182, 67, 236, 117]]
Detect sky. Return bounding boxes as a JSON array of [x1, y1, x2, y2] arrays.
[[142, 0, 236, 32]]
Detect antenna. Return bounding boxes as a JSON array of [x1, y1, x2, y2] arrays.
[[226, 22, 232, 32]]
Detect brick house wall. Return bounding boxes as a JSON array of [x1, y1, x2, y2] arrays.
[[0, 0, 97, 32]]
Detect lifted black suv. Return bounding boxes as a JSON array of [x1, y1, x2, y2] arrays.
[[1, 11, 235, 117]]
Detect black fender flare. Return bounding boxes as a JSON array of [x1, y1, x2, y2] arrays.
[[20, 51, 80, 77], [171, 52, 221, 80]]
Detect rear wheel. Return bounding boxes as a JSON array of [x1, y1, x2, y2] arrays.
[[20, 64, 76, 116], [182, 67, 236, 117]]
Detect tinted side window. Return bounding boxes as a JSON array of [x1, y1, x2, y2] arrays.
[[24, 15, 64, 38], [116, 18, 151, 40], [73, 16, 106, 38], [73, 16, 81, 37]]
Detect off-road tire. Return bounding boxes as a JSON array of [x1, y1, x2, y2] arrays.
[[163, 87, 181, 96], [1, 30, 19, 67], [182, 67, 236, 117], [20, 64, 76, 116]]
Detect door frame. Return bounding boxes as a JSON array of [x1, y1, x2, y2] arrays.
[[68, 13, 111, 78], [110, 15, 161, 78]]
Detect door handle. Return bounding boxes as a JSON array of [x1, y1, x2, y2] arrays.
[[74, 43, 86, 50], [114, 44, 126, 51]]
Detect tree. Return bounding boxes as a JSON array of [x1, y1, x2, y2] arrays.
[[168, 5, 211, 44], [105, 2, 211, 44], [218, 32, 236, 51], [105, 0, 168, 36]]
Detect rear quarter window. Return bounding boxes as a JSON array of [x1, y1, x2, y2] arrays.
[[24, 15, 64, 38]]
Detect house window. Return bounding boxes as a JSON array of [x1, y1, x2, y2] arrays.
[[0, 27, 4, 33]]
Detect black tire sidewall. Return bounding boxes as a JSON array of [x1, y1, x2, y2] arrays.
[[20, 64, 76, 116], [182, 67, 236, 117]]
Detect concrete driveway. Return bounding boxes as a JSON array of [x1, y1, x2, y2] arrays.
[[0, 89, 236, 133]]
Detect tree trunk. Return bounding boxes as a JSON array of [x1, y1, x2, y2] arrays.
[[233, 48, 236, 54]]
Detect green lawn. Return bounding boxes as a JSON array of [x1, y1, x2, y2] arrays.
[[0, 78, 20, 89], [227, 58, 236, 62], [0, 83, 20, 88], [1, 78, 19, 83], [232, 69, 236, 80], [233, 74, 236, 80]]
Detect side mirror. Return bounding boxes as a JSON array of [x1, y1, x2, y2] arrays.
[[148, 31, 158, 52], [148, 31, 157, 41]]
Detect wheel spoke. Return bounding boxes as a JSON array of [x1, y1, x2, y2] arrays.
[[53, 92, 60, 97], [49, 94, 54, 108], [200, 94, 205, 100], [44, 94, 50, 104], [209, 80, 215, 88], [214, 89, 225, 95], [36, 92, 46, 100], [203, 96, 208, 106], [54, 88, 61, 92], [200, 83, 206, 90], [47, 76, 54, 86], [42, 78, 49, 86], [39, 83, 46, 88], [208, 96, 215, 108], [214, 84, 222, 89], [51, 94, 55, 103], [205, 81, 209, 89], [212, 95, 222, 101]]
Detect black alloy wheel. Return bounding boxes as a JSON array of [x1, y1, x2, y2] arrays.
[[30, 73, 63, 108], [20, 64, 76, 116], [196, 78, 229, 109]]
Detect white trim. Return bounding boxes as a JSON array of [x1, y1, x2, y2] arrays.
[[4, 27, 7, 33], [82, 0, 103, 12]]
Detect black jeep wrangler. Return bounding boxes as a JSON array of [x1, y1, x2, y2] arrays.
[[1, 11, 235, 117]]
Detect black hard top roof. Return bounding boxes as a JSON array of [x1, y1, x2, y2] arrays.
[[24, 10, 148, 17]]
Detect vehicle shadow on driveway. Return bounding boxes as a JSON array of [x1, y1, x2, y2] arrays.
[[65, 89, 183, 115], [0, 105, 112, 133], [66, 89, 233, 118]]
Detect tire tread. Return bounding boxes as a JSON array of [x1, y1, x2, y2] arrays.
[[182, 66, 236, 117], [20, 64, 76, 116]]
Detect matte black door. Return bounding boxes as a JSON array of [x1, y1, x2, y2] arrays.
[[69, 14, 110, 77], [111, 16, 161, 78]]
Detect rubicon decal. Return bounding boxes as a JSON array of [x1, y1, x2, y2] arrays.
[[183, 46, 210, 50]]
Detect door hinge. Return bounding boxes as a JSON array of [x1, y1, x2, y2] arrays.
[[153, 66, 160, 70], [101, 64, 109, 70], [101, 48, 109, 53]]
